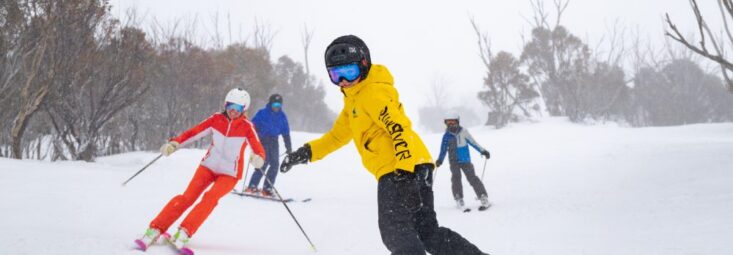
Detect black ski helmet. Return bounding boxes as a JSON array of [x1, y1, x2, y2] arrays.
[[324, 35, 371, 81], [269, 93, 283, 104]]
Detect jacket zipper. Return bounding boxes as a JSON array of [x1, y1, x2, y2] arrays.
[[226, 118, 232, 135], [226, 119, 235, 174]]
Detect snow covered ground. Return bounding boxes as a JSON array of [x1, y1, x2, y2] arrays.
[[1, 118, 732, 255]]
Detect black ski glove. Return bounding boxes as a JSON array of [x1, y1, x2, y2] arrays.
[[481, 150, 491, 159], [392, 169, 423, 213], [435, 159, 443, 168], [280, 144, 311, 173]]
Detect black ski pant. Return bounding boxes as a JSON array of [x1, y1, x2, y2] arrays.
[[377, 164, 485, 255], [449, 162, 487, 200]]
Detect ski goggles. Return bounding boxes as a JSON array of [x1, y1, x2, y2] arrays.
[[444, 119, 458, 126], [225, 102, 245, 113], [271, 102, 282, 108], [327, 63, 361, 85]]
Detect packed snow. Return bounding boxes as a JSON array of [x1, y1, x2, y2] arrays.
[[1, 118, 732, 255]]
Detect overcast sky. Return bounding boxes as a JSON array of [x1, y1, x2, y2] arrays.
[[113, 0, 723, 125]]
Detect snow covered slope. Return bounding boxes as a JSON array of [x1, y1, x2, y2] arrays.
[[1, 118, 732, 255]]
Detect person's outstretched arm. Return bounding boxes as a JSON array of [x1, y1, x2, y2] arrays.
[[436, 133, 450, 167], [464, 129, 490, 159], [172, 114, 217, 146], [244, 118, 267, 167], [306, 108, 353, 162], [281, 112, 293, 154], [160, 114, 217, 156]]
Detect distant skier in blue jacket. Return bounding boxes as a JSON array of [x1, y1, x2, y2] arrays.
[[246, 94, 292, 197], [436, 114, 491, 210]]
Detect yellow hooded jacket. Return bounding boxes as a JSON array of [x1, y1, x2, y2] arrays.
[[307, 64, 433, 180]]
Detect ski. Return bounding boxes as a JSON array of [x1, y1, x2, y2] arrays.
[[133, 239, 149, 251], [458, 203, 491, 213], [230, 190, 311, 203], [162, 232, 194, 255], [133, 230, 163, 251]]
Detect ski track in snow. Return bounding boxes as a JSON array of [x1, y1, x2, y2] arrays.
[[1, 118, 732, 255]]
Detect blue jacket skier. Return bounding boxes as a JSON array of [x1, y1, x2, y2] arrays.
[[435, 114, 491, 209], [246, 94, 292, 196]]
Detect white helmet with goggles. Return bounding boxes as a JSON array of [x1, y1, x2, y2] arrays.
[[225, 88, 250, 112]]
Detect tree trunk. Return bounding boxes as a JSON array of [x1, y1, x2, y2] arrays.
[[77, 143, 96, 162], [10, 111, 32, 159], [10, 87, 49, 159]]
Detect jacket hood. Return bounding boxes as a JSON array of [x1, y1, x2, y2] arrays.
[[342, 64, 393, 97]]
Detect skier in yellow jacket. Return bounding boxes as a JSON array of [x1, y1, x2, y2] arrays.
[[280, 35, 487, 255]]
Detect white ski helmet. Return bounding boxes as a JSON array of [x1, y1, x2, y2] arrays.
[[444, 112, 460, 123], [225, 88, 251, 111]]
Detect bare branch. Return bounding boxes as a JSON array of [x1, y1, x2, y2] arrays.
[[553, 0, 570, 29], [666, 0, 733, 92], [469, 16, 492, 70], [527, 0, 550, 29], [717, 0, 733, 46], [252, 17, 277, 53], [301, 23, 314, 76], [665, 13, 733, 70]]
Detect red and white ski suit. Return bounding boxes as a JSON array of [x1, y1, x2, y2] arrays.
[[150, 112, 265, 236]]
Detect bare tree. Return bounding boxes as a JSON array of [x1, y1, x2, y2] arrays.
[[252, 18, 277, 53], [10, 34, 49, 159], [665, 0, 733, 93], [301, 23, 314, 77], [471, 15, 538, 128], [47, 25, 153, 161], [522, 0, 569, 30], [418, 75, 453, 132], [469, 16, 493, 71], [426, 75, 451, 109], [6, 0, 55, 159]]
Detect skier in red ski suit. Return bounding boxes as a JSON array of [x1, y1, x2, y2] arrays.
[[135, 88, 265, 252]]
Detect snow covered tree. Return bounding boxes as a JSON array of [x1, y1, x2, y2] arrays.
[[521, 25, 590, 120], [2, 0, 55, 159], [479, 51, 538, 128], [46, 25, 153, 161], [272, 55, 334, 132], [632, 59, 733, 126]]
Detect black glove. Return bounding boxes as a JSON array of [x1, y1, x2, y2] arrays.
[[280, 144, 311, 173], [435, 159, 443, 168], [481, 150, 491, 159], [392, 169, 423, 213]]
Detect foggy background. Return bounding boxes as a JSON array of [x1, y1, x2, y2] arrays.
[[1, 0, 732, 161], [114, 0, 732, 128]]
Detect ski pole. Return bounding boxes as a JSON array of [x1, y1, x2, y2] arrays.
[[480, 158, 488, 182], [432, 163, 439, 187], [122, 154, 163, 186], [260, 169, 317, 252], [241, 161, 252, 192]]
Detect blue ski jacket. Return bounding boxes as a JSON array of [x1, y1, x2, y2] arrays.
[[252, 103, 292, 151], [437, 126, 486, 164]]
